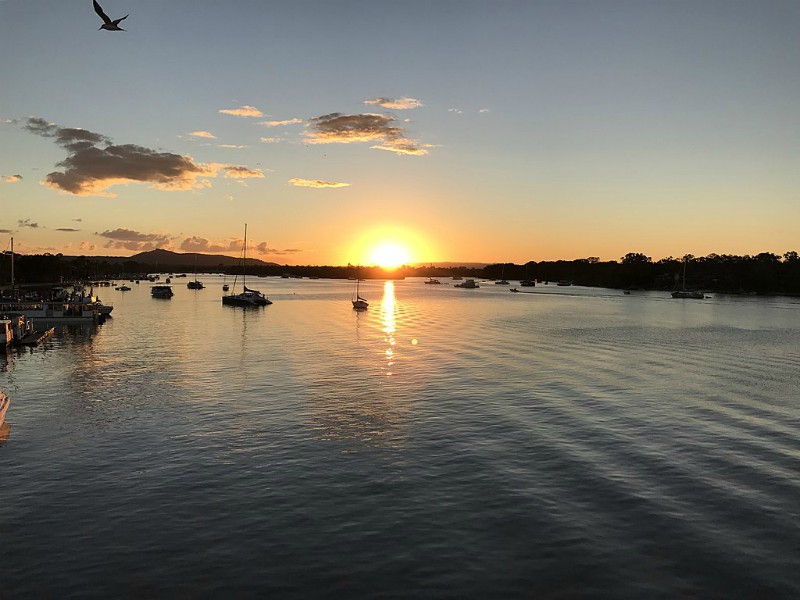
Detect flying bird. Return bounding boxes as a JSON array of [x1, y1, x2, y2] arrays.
[[93, 0, 128, 31]]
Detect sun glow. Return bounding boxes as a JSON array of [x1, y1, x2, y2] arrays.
[[369, 243, 411, 269]]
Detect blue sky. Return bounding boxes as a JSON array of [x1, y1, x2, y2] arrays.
[[1, 0, 798, 264]]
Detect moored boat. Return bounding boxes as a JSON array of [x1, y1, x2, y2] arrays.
[[0, 391, 9, 427], [151, 285, 174, 299], [455, 279, 479, 289]]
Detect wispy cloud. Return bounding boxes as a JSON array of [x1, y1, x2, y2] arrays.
[[222, 166, 264, 179], [259, 137, 281, 144], [22, 117, 260, 197], [3, 174, 22, 183], [97, 228, 172, 252], [79, 241, 96, 251], [479, 108, 490, 113], [55, 227, 81, 232], [189, 131, 216, 139], [219, 105, 264, 117], [18, 218, 39, 229], [305, 113, 429, 156], [448, 108, 464, 114], [289, 178, 350, 189], [259, 118, 302, 127], [0, 229, 13, 234], [364, 97, 423, 110], [218, 144, 248, 149]]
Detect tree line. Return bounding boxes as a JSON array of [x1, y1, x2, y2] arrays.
[[2, 251, 800, 295]]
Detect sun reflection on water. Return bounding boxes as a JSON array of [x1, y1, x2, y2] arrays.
[[381, 281, 396, 376]]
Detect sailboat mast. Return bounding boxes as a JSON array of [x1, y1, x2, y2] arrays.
[[10, 237, 13, 297], [243, 223, 247, 290]]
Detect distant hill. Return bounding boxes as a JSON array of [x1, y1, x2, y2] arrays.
[[61, 248, 278, 268], [129, 249, 277, 268]]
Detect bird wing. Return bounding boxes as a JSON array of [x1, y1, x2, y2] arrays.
[[93, 0, 112, 24], [112, 14, 129, 25]]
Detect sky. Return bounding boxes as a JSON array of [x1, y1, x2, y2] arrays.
[[1, 0, 798, 266]]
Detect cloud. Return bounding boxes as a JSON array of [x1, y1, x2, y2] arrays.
[[259, 137, 281, 144], [371, 140, 434, 156], [97, 228, 172, 252], [189, 131, 216, 139], [479, 108, 490, 113], [448, 108, 464, 114], [79, 241, 96, 251], [289, 178, 350, 189], [218, 144, 247, 149], [22, 117, 259, 197], [254, 242, 301, 256], [3, 174, 22, 183], [73, 218, 82, 222], [179, 236, 241, 253], [222, 166, 264, 179], [259, 118, 302, 127], [0, 229, 13, 234], [18, 218, 40, 229], [55, 227, 81, 232], [364, 97, 423, 110], [305, 113, 428, 156], [219, 105, 264, 117]]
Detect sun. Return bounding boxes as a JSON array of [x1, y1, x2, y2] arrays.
[[370, 243, 411, 269]]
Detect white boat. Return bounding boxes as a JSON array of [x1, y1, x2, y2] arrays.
[[70, 288, 113, 315], [223, 224, 272, 307], [0, 300, 99, 322], [425, 276, 441, 284], [0, 391, 9, 427], [351, 270, 368, 310], [151, 285, 174, 299], [455, 279, 479, 288]]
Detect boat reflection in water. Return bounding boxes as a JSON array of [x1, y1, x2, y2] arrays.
[[0, 422, 9, 445], [381, 281, 396, 377]]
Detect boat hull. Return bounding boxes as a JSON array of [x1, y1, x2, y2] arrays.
[[0, 392, 9, 427]]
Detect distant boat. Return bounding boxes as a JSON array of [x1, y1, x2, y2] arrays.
[[556, 280, 572, 286], [222, 284, 230, 292], [222, 224, 272, 307], [151, 285, 173, 299], [352, 269, 368, 310], [455, 279, 479, 289], [520, 265, 535, 287], [115, 285, 131, 291], [0, 391, 10, 428], [672, 257, 705, 299], [425, 276, 441, 284]]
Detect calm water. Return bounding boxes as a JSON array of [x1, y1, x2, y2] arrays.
[[2, 278, 799, 598]]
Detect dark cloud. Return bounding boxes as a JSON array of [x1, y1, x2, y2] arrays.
[[98, 228, 172, 252], [22, 117, 260, 197], [55, 228, 81, 232], [0, 229, 13, 234], [18, 219, 40, 228], [179, 236, 241, 253], [254, 242, 301, 256], [305, 113, 429, 156]]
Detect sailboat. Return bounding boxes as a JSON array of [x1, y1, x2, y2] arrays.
[[222, 224, 272, 307], [671, 257, 704, 299], [520, 263, 535, 287], [187, 254, 205, 289], [351, 269, 368, 310]]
